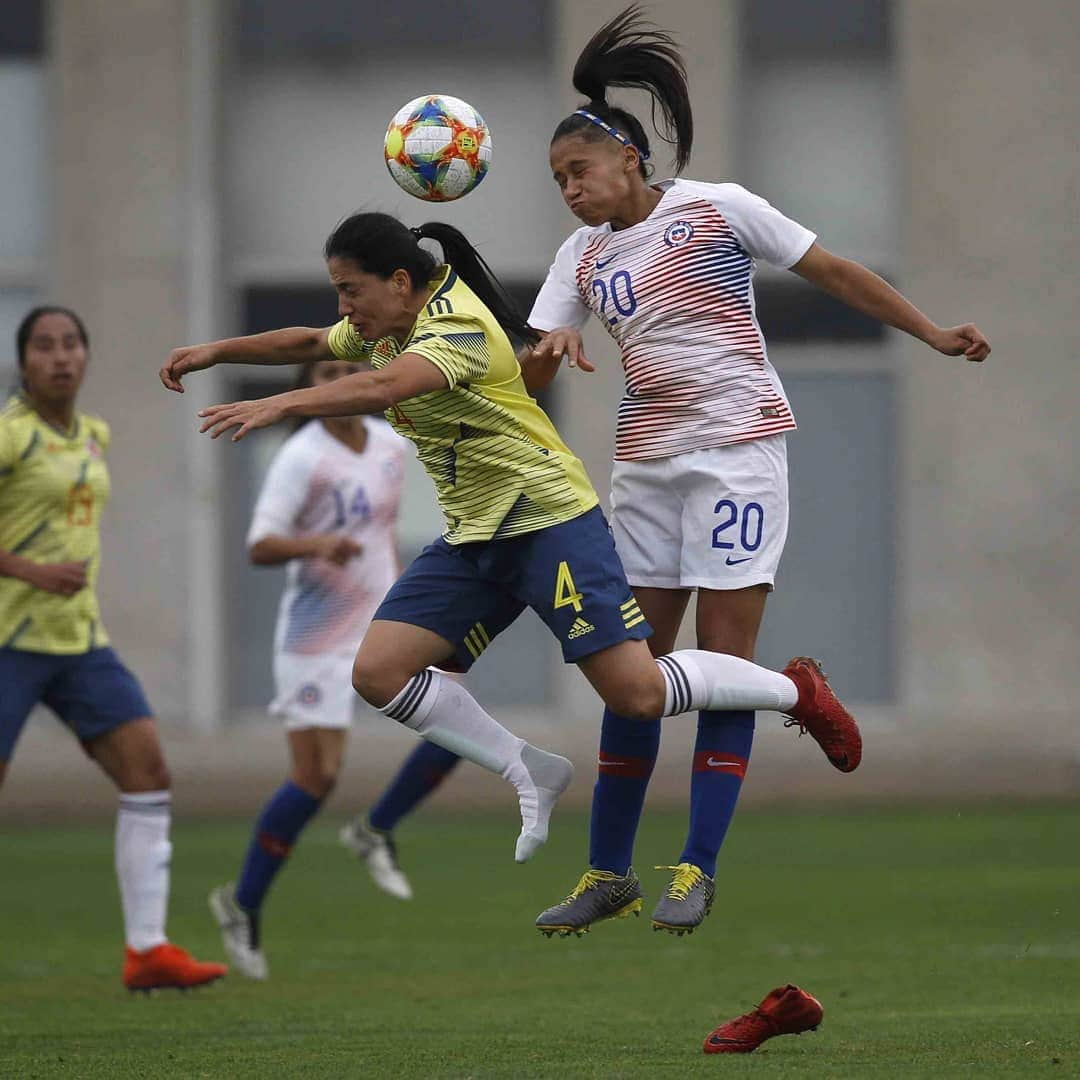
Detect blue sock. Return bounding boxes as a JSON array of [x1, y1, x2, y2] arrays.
[[235, 781, 323, 912], [367, 741, 460, 832], [679, 710, 755, 878], [588, 708, 661, 875]]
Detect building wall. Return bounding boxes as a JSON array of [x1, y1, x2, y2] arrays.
[[897, 0, 1080, 710], [28, 0, 1079, 765]]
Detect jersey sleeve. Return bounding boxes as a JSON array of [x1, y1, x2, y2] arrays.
[[246, 435, 316, 547], [0, 418, 17, 479], [405, 310, 492, 388], [84, 414, 111, 454], [528, 230, 593, 332], [706, 183, 816, 269], [327, 317, 378, 362]]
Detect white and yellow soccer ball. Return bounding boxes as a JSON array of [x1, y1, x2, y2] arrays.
[[384, 94, 491, 202]]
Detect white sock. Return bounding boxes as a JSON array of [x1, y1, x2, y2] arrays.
[[379, 668, 525, 776], [657, 650, 799, 717], [116, 790, 172, 952], [380, 669, 572, 862]]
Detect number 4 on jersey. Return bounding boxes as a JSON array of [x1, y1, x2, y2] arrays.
[[553, 560, 584, 613]]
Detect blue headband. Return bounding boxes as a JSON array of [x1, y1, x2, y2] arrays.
[[574, 108, 651, 162]]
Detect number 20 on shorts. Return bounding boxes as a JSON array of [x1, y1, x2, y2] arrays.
[[711, 499, 765, 552]]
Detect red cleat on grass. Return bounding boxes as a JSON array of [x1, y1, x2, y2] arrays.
[[123, 942, 227, 992], [703, 984, 824, 1054], [782, 656, 862, 772]]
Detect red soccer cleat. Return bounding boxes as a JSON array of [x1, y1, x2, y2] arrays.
[[781, 656, 862, 772], [123, 942, 227, 992], [703, 984, 824, 1054]]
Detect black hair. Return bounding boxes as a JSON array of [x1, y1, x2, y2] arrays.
[[16, 305, 89, 368], [287, 357, 373, 431], [324, 212, 538, 346], [551, 4, 693, 176]]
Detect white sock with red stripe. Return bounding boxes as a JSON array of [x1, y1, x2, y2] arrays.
[[657, 650, 798, 716], [116, 790, 172, 952]]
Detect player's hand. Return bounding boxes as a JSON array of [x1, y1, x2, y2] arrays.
[[198, 397, 287, 441], [160, 343, 220, 393], [530, 328, 595, 372], [312, 534, 363, 565], [26, 561, 87, 596], [930, 324, 991, 363]]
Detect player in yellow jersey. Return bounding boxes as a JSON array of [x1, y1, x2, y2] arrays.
[[160, 212, 861, 868], [0, 307, 226, 991]]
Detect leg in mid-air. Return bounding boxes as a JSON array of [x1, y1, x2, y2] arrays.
[[211, 726, 345, 981], [540, 590, 689, 938], [339, 740, 461, 900], [352, 619, 573, 864], [534, 632, 858, 936], [650, 585, 766, 936]]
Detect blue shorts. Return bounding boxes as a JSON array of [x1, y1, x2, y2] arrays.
[[374, 506, 652, 671], [0, 646, 152, 762]]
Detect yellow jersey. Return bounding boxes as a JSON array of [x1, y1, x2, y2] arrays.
[[327, 267, 598, 544], [0, 394, 111, 654]]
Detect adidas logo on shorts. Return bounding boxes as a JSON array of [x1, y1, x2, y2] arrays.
[[568, 617, 595, 640]]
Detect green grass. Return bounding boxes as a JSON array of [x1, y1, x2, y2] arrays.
[[1, 806, 1078, 1078]]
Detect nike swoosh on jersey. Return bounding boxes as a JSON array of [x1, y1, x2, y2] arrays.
[[595, 255, 615, 269], [725, 556, 753, 565]]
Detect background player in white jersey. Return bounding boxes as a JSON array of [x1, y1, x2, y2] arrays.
[[527, 6, 990, 946], [210, 358, 460, 980]]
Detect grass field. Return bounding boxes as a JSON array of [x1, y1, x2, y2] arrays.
[[2, 806, 1078, 1078]]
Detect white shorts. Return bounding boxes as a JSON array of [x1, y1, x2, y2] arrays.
[[270, 651, 359, 731], [610, 435, 789, 591]]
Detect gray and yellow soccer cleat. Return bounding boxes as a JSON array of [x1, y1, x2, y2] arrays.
[[535, 868, 643, 937], [651, 863, 716, 935]]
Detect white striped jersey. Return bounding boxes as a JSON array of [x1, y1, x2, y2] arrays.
[[247, 419, 406, 657], [529, 179, 816, 461]]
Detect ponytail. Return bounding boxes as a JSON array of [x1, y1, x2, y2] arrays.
[[413, 222, 539, 346], [552, 4, 693, 174], [324, 211, 538, 347]]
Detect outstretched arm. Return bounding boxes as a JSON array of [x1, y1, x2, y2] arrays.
[[790, 243, 991, 361], [198, 352, 447, 442], [159, 326, 335, 393]]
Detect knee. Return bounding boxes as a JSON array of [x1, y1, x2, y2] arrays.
[[602, 673, 666, 722], [123, 754, 170, 793], [352, 654, 409, 710], [292, 766, 337, 800]]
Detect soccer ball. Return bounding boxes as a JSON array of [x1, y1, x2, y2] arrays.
[[384, 94, 491, 202]]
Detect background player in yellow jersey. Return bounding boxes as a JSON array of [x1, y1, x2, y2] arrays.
[[0, 306, 226, 992], [160, 212, 861, 869]]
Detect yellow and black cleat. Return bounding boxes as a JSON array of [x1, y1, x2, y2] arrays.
[[535, 870, 643, 937]]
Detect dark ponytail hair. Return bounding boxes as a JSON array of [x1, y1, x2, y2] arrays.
[[551, 4, 693, 176], [16, 305, 89, 368], [324, 212, 538, 346]]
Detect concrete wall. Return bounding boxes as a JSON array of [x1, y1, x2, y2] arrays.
[[12, 0, 1075, 815], [897, 0, 1080, 710], [49, 0, 200, 721]]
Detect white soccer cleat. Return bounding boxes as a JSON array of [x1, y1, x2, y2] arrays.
[[507, 743, 574, 863], [208, 884, 269, 981], [339, 818, 413, 901]]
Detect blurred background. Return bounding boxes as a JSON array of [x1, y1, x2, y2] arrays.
[[2, 0, 1077, 819]]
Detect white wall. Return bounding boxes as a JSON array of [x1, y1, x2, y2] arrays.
[[225, 58, 566, 284]]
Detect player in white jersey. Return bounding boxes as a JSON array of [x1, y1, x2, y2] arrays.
[[527, 6, 990, 950], [209, 358, 461, 980]]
